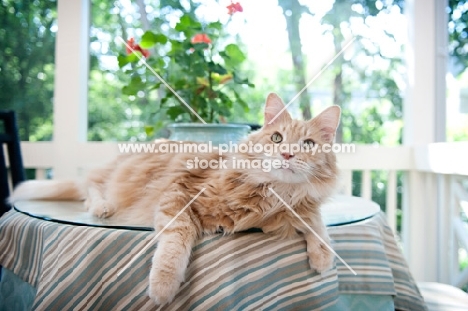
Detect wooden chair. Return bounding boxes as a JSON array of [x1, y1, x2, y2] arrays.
[[0, 111, 25, 217]]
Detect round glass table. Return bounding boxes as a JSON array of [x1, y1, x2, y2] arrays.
[[13, 194, 380, 231]]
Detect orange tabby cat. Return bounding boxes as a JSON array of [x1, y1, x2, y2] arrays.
[[9, 93, 340, 305]]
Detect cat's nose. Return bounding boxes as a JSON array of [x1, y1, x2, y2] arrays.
[[281, 153, 294, 160]]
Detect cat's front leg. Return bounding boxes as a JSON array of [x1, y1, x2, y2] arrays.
[[148, 189, 201, 305], [304, 220, 334, 273]]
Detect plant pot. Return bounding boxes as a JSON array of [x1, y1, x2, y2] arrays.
[[166, 123, 251, 145]]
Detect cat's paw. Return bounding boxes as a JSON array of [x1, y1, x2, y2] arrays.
[[148, 269, 181, 306], [308, 243, 334, 273], [88, 199, 115, 218]]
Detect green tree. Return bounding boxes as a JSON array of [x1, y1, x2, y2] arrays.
[[278, 0, 313, 120], [320, 0, 404, 142], [0, 0, 56, 141], [87, 0, 147, 141], [449, 0, 468, 73]]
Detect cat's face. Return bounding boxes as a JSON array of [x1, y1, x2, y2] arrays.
[[245, 93, 340, 185]]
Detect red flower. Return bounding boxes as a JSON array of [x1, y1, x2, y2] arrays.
[[126, 38, 136, 54], [191, 33, 212, 44], [227, 2, 243, 15], [126, 37, 150, 58]]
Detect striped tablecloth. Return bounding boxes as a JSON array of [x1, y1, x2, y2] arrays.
[[0, 210, 426, 311]]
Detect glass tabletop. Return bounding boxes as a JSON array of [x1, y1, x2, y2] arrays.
[[321, 195, 381, 226], [13, 194, 380, 231]]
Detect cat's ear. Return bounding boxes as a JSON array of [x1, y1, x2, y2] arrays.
[[311, 106, 341, 143], [264, 93, 292, 126]]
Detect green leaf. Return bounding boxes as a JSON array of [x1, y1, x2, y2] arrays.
[[168, 40, 184, 55], [175, 14, 201, 32], [140, 31, 168, 48], [117, 54, 139, 67], [117, 55, 128, 67], [122, 76, 145, 96], [208, 21, 222, 30], [208, 62, 227, 75], [192, 63, 206, 77], [175, 15, 191, 31], [224, 44, 246, 64], [192, 42, 210, 51], [166, 106, 186, 120], [144, 125, 155, 137]]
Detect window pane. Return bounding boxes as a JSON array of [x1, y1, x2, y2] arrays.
[[88, 0, 405, 145], [234, 0, 406, 145], [448, 0, 468, 142], [88, 1, 144, 141], [0, 0, 56, 141]]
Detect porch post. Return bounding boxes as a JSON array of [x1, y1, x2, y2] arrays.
[[52, 0, 90, 178], [403, 0, 447, 281]]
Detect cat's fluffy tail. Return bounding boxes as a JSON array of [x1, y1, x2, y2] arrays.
[[8, 180, 86, 203]]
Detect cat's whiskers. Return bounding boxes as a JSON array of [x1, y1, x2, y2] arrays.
[[296, 159, 332, 182], [293, 162, 327, 187], [291, 165, 323, 188], [293, 161, 312, 173], [292, 160, 316, 179]]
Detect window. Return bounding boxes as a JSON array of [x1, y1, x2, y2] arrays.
[[448, 0, 468, 142], [0, 0, 57, 141], [88, 0, 405, 145]]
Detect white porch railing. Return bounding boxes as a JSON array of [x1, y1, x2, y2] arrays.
[[453, 177, 468, 287], [16, 140, 468, 288]]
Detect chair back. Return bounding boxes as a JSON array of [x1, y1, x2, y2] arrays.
[[0, 111, 25, 216]]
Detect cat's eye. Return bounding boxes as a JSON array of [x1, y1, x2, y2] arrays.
[[303, 139, 315, 147], [271, 132, 283, 143]]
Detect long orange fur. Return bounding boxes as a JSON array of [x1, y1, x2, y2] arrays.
[[9, 93, 341, 305]]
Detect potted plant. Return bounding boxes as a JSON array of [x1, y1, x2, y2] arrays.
[[118, 2, 253, 144]]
